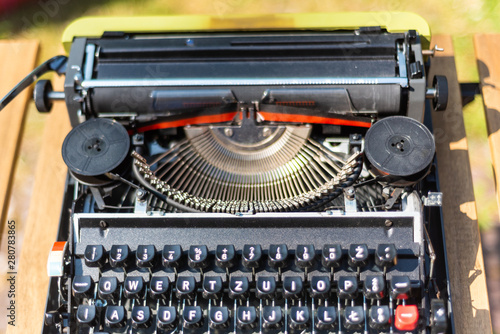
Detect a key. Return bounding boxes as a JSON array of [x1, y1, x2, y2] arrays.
[[98, 276, 119, 301], [283, 276, 303, 299], [321, 244, 342, 268], [188, 245, 209, 269], [268, 244, 288, 268], [202, 276, 223, 299], [131, 306, 152, 329], [162, 245, 182, 268], [242, 244, 262, 268], [215, 244, 236, 268], [348, 244, 369, 268], [256, 276, 277, 299], [295, 244, 315, 269], [72, 275, 94, 299], [343, 306, 364, 330], [124, 276, 144, 299], [109, 245, 129, 268], [229, 276, 249, 299], [375, 243, 397, 268], [390, 276, 412, 300], [182, 306, 204, 329], [363, 274, 386, 299], [176, 276, 197, 299], [289, 306, 310, 330], [76, 305, 96, 326], [150, 276, 170, 299], [337, 276, 358, 299], [262, 306, 282, 329], [310, 276, 330, 299], [104, 305, 126, 328], [236, 306, 258, 329], [208, 306, 230, 329], [315, 306, 337, 330], [369, 305, 390, 329], [136, 245, 156, 268], [84, 245, 106, 268], [157, 306, 177, 330]]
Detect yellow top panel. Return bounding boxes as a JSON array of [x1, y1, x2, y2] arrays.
[[62, 12, 431, 52]]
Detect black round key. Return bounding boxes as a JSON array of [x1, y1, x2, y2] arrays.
[[316, 306, 337, 330], [136, 245, 156, 268], [202, 276, 223, 299], [390, 276, 412, 299], [321, 244, 342, 268], [98, 276, 119, 301], [310, 276, 330, 299], [289, 306, 310, 330], [363, 275, 385, 299], [72, 275, 94, 299], [375, 244, 397, 268], [182, 306, 203, 329], [262, 306, 282, 329], [76, 305, 96, 326], [344, 306, 364, 330], [295, 244, 316, 268], [229, 276, 249, 299], [209, 307, 230, 329], [176, 276, 197, 299], [44, 311, 61, 326], [369, 305, 390, 329], [162, 245, 182, 268], [337, 276, 358, 299], [283, 276, 303, 299], [124, 276, 144, 299], [109, 245, 129, 268], [105, 305, 126, 328], [157, 306, 177, 330], [84, 245, 105, 268], [150, 276, 170, 299], [131, 306, 152, 329], [188, 245, 209, 269], [268, 244, 288, 268], [348, 244, 369, 268], [242, 244, 262, 268], [215, 244, 236, 268], [256, 276, 277, 299], [236, 306, 258, 329]]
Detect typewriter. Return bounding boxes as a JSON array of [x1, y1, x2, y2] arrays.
[[1, 12, 452, 334]]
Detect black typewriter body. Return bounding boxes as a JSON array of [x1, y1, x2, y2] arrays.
[[17, 14, 453, 334]]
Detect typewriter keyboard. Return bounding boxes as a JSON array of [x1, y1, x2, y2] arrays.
[[61, 213, 446, 333]]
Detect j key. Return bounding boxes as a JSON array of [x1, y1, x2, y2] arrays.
[[348, 244, 369, 268], [321, 244, 342, 268], [363, 275, 386, 299], [375, 244, 397, 268], [315, 306, 337, 330], [337, 276, 358, 299], [268, 244, 288, 268], [176, 276, 197, 299], [310, 276, 330, 299], [188, 245, 209, 269], [283, 276, 303, 299], [202, 276, 223, 299], [229, 276, 250, 299], [98, 277, 119, 301], [369, 305, 390, 329], [136, 245, 156, 268], [256, 276, 277, 299], [105, 306, 126, 328], [72, 275, 94, 299], [76, 305, 96, 326], [262, 306, 282, 329], [295, 244, 315, 268], [209, 307, 230, 329], [182, 306, 204, 329], [344, 306, 364, 330], [236, 306, 258, 330], [215, 244, 236, 268], [390, 276, 412, 299], [242, 244, 262, 268], [289, 306, 310, 330], [124, 276, 144, 299], [131, 306, 152, 329], [150, 276, 170, 299], [162, 245, 182, 268], [109, 245, 129, 268], [84, 245, 105, 268], [157, 306, 177, 330]]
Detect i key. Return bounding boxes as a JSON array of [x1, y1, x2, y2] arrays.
[[283, 276, 303, 299], [76, 305, 96, 326]]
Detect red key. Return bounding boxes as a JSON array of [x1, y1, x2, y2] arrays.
[[395, 305, 419, 331]]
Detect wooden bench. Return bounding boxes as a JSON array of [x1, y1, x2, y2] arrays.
[[1, 35, 494, 333]]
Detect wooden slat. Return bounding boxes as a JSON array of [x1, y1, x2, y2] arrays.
[[0, 41, 39, 226], [474, 34, 500, 219], [6, 75, 71, 334], [429, 35, 492, 333]]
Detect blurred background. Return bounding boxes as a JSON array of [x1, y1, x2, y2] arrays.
[[0, 0, 499, 332]]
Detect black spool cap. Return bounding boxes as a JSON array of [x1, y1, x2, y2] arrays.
[[62, 118, 130, 184], [364, 116, 435, 186]]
